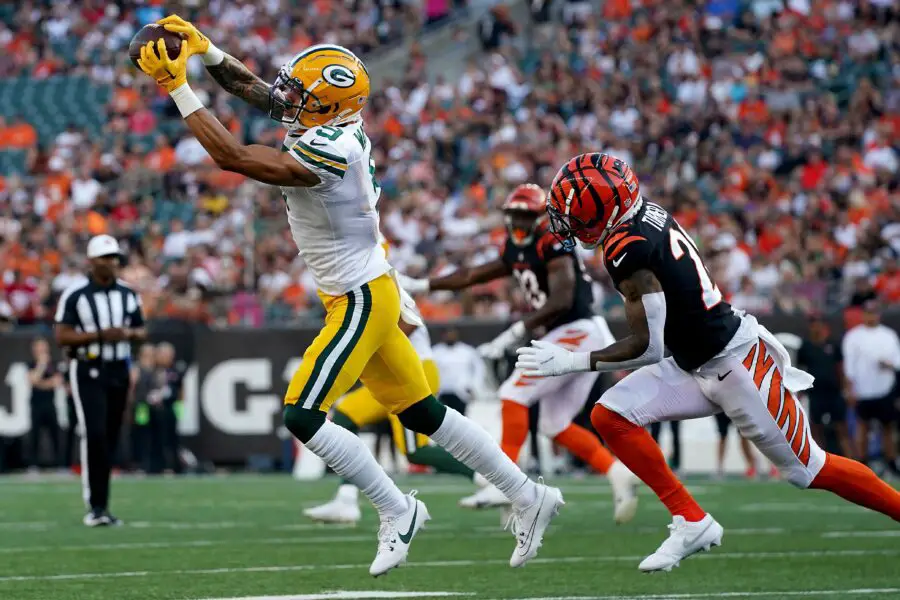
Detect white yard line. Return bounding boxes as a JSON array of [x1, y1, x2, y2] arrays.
[[194, 593, 470, 600], [1, 549, 898, 583], [738, 502, 868, 514], [0, 526, 798, 555], [0, 530, 513, 554], [485, 591, 900, 600], [822, 530, 900, 538]]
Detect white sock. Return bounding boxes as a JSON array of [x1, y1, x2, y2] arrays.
[[430, 408, 538, 507], [336, 483, 359, 504], [305, 421, 407, 518]]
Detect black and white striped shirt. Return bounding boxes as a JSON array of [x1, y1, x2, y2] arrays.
[[54, 278, 144, 363]]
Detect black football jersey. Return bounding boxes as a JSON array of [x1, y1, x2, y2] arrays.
[[603, 201, 741, 371], [501, 230, 594, 330]]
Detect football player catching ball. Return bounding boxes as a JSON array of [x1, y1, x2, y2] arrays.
[[135, 14, 563, 576]]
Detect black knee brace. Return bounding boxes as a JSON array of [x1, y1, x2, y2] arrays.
[[282, 404, 327, 444], [397, 395, 447, 437]]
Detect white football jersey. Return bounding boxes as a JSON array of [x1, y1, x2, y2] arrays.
[[282, 121, 390, 296]]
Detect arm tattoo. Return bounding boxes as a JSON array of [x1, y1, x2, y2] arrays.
[[206, 55, 271, 113]]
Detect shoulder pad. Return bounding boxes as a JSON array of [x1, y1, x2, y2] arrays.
[[602, 225, 653, 282], [286, 127, 351, 180], [603, 226, 649, 262]]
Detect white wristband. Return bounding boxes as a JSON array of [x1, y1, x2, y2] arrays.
[[170, 83, 203, 118], [201, 42, 225, 66], [572, 352, 592, 372]]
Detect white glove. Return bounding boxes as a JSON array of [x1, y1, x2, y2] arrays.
[[515, 340, 591, 376], [388, 269, 425, 328], [395, 272, 429, 294], [398, 284, 424, 328], [478, 321, 526, 360]]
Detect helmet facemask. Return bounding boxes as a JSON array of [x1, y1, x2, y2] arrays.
[[269, 68, 318, 129], [270, 68, 351, 132], [548, 199, 615, 251]]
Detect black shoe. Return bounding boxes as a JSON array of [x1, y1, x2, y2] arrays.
[[83, 509, 109, 527], [102, 511, 124, 526]]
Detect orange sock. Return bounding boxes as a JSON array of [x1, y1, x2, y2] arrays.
[[810, 453, 900, 522], [500, 400, 529, 463], [554, 423, 615, 474], [591, 405, 705, 522]]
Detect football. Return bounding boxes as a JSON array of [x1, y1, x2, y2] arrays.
[[128, 24, 185, 69]]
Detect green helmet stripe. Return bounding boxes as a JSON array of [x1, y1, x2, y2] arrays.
[[289, 45, 362, 69]]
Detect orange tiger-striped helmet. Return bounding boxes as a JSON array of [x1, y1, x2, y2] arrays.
[[502, 183, 547, 246], [547, 153, 642, 250]]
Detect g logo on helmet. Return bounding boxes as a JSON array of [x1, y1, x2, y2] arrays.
[[322, 65, 356, 88]]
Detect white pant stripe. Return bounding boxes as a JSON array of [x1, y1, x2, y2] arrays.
[[68, 360, 91, 509], [302, 288, 365, 409]]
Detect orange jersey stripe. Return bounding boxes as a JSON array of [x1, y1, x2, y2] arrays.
[[752, 342, 774, 390], [796, 407, 812, 466], [776, 388, 798, 433], [766, 367, 784, 418], [604, 230, 630, 252], [605, 235, 646, 260], [743, 341, 758, 370], [513, 374, 543, 387], [556, 332, 589, 349]]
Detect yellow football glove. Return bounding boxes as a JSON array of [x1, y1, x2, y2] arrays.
[[137, 39, 189, 93], [158, 14, 210, 57]]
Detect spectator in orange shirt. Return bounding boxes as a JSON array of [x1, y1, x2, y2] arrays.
[[45, 156, 72, 199], [145, 135, 176, 172], [0, 116, 37, 149], [874, 258, 900, 303], [738, 89, 770, 123]]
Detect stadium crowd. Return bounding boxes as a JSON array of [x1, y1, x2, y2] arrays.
[[0, 0, 898, 328]]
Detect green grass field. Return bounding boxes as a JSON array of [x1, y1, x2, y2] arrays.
[[1, 474, 898, 600]]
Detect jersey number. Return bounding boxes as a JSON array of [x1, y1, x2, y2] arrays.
[[316, 126, 343, 141], [514, 269, 547, 310], [369, 158, 380, 196], [668, 228, 722, 310]]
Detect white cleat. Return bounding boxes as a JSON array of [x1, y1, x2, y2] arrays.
[[507, 479, 565, 568], [369, 492, 430, 577], [303, 484, 362, 525], [459, 483, 511, 509], [608, 460, 640, 525], [638, 514, 724, 573]]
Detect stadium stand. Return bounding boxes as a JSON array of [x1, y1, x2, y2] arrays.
[[0, 0, 897, 328]]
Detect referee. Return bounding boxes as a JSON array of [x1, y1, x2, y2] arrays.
[[54, 234, 146, 527]]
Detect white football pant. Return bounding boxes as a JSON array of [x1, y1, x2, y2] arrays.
[[500, 317, 614, 437], [599, 315, 826, 488]]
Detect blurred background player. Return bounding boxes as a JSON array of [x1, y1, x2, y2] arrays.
[[841, 300, 900, 473], [431, 328, 483, 415], [400, 183, 639, 524], [137, 16, 562, 573], [797, 314, 854, 459], [518, 153, 900, 573], [304, 238, 480, 524], [26, 337, 63, 474]]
